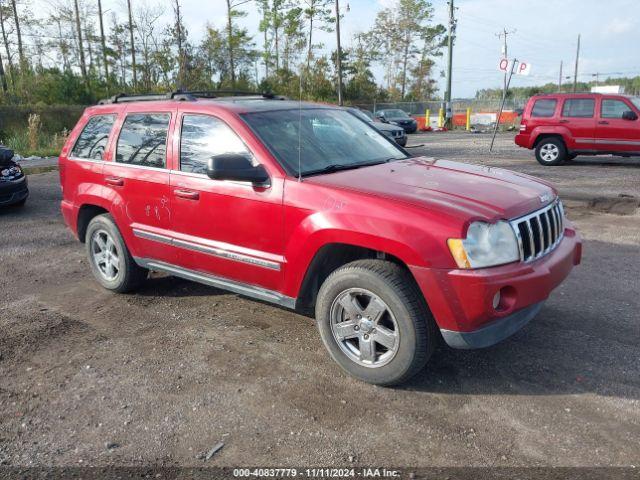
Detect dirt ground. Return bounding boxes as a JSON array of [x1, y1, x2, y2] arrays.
[[1, 133, 639, 470]]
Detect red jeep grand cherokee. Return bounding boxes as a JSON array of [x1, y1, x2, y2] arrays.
[[59, 91, 582, 385], [516, 92, 640, 166]]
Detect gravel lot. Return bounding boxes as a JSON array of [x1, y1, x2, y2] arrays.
[[0, 133, 638, 470]]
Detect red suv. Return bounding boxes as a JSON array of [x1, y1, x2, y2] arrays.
[[516, 93, 640, 165], [59, 91, 582, 385]]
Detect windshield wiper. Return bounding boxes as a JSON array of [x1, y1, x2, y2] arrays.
[[300, 158, 397, 178]]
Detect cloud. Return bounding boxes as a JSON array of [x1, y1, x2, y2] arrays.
[[601, 17, 636, 36]]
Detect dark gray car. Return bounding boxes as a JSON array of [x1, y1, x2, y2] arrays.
[[346, 108, 407, 147], [374, 109, 418, 134]]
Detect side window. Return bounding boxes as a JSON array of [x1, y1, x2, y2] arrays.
[[562, 99, 595, 118], [180, 114, 252, 175], [71, 115, 116, 160], [531, 99, 557, 118], [601, 99, 632, 119], [116, 113, 170, 168]]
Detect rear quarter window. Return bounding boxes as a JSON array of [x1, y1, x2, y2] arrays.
[[71, 115, 116, 160], [531, 99, 557, 118]]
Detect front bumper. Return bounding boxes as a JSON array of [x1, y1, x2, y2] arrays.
[[410, 225, 582, 349], [0, 177, 28, 206]]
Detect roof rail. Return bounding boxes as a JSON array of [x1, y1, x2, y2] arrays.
[[97, 90, 283, 105]]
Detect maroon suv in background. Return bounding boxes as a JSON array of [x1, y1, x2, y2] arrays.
[[515, 93, 640, 165]]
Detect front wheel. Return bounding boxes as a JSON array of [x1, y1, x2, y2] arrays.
[[535, 137, 567, 166], [315, 260, 437, 386]]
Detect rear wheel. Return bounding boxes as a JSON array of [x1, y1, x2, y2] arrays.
[[315, 259, 437, 386], [535, 137, 567, 166], [85, 214, 147, 293]]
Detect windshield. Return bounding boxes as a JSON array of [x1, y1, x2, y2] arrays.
[[242, 108, 408, 177], [348, 108, 374, 124], [631, 97, 640, 110], [381, 109, 409, 118]]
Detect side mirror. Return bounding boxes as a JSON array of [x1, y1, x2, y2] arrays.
[[622, 110, 638, 121], [206, 154, 270, 186], [378, 115, 387, 123]]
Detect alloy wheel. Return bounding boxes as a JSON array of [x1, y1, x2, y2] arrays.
[[540, 143, 560, 162], [329, 288, 399, 368], [90, 229, 120, 281]]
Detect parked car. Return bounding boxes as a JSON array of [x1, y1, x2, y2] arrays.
[[59, 91, 582, 386], [0, 147, 28, 207], [374, 109, 418, 133], [515, 93, 640, 165], [346, 107, 407, 146]]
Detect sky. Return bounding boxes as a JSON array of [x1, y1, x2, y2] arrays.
[[83, 0, 640, 98]]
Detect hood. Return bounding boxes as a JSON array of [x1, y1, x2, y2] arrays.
[[375, 123, 404, 133], [389, 117, 416, 124], [306, 157, 556, 221]]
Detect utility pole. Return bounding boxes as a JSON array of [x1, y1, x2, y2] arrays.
[[496, 27, 516, 92], [444, 0, 455, 128], [335, 0, 343, 105], [573, 33, 580, 93], [558, 60, 563, 92]]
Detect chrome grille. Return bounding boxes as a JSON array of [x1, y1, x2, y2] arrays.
[[510, 200, 564, 262]]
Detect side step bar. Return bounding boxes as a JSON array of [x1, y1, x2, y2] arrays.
[[135, 258, 296, 309]]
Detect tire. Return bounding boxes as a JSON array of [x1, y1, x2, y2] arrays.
[[535, 137, 566, 166], [315, 259, 437, 386], [85, 214, 147, 293], [12, 197, 27, 207]]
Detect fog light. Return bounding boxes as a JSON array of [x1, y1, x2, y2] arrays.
[[492, 291, 501, 310]]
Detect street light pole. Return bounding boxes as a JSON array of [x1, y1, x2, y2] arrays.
[[335, 0, 344, 106]]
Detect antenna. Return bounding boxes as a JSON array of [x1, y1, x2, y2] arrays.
[[297, 68, 303, 182]]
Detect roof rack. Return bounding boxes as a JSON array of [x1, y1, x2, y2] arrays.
[[97, 90, 284, 105]]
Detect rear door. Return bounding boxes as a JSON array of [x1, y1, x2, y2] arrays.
[[102, 105, 178, 265], [559, 97, 597, 149], [595, 96, 640, 153]]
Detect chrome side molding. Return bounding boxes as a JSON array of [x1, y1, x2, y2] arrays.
[[134, 258, 296, 309]]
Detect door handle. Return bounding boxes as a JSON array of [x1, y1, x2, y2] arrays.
[[598, 121, 609, 125], [105, 176, 124, 186], [559, 119, 570, 123], [174, 189, 200, 200]]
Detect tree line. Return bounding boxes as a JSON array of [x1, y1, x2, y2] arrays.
[[475, 76, 640, 100], [0, 0, 446, 105]]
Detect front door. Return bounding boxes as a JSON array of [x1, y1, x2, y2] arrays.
[[168, 112, 284, 292], [560, 97, 597, 150], [102, 108, 177, 265], [595, 97, 640, 153]]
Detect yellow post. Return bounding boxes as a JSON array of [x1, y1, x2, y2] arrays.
[[466, 107, 472, 131], [438, 107, 444, 128], [425, 108, 430, 129]]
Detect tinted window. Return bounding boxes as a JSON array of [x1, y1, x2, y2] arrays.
[[531, 99, 557, 118], [116, 113, 170, 168], [180, 115, 252, 174], [601, 99, 632, 118], [562, 99, 595, 118], [71, 115, 115, 160]]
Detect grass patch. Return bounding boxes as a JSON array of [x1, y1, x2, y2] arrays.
[[3, 130, 65, 157]]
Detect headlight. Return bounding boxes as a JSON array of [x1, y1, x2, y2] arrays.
[[447, 221, 520, 269]]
